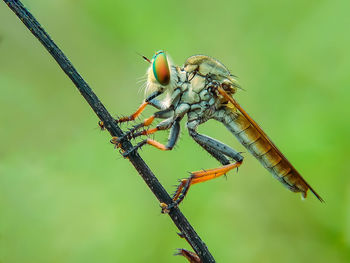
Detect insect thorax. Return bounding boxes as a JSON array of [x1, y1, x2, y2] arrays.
[[171, 67, 229, 124]]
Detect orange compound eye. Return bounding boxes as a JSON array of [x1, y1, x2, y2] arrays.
[[152, 51, 170, 85]]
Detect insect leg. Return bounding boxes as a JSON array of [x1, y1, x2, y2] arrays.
[[189, 130, 243, 162], [116, 91, 163, 123], [163, 127, 243, 212], [147, 98, 163, 110], [122, 119, 180, 157], [111, 106, 175, 144], [98, 91, 164, 129], [191, 135, 230, 166], [117, 88, 182, 125]]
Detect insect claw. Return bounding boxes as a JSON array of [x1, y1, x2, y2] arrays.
[[175, 249, 201, 263], [111, 135, 126, 145], [118, 149, 129, 158], [160, 202, 177, 214], [110, 137, 123, 148], [160, 202, 170, 214], [122, 148, 134, 158]]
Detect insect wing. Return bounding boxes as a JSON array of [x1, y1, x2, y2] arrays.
[[218, 87, 323, 202]]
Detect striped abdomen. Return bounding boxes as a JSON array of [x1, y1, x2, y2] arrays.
[[222, 109, 322, 201]]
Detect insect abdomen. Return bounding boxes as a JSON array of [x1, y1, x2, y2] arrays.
[[223, 111, 316, 198]]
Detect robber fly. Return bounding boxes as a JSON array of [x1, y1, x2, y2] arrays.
[[111, 51, 323, 212]]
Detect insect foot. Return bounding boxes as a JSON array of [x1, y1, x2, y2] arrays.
[[110, 137, 122, 148], [110, 130, 136, 145], [112, 135, 125, 145], [112, 124, 145, 145], [121, 140, 147, 157], [175, 249, 201, 263], [160, 202, 171, 214], [160, 202, 178, 214]]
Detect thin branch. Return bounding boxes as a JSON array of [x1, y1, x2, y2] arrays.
[[3, 0, 215, 262]]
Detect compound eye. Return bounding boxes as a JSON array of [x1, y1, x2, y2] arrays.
[[152, 51, 170, 85]]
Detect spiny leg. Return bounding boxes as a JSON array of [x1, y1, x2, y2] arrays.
[[111, 106, 175, 145], [122, 119, 180, 157], [189, 129, 243, 162], [162, 127, 244, 212], [98, 91, 163, 131], [163, 160, 242, 212], [112, 97, 186, 145], [130, 116, 175, 139], [116, 91, 163, 123], [192, 137, 230, 166], [120, 104, 189, 155], [117, 101, 149, 123], [115, 88, 181, 126]]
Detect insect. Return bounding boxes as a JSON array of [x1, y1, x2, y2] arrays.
[[111, 50, 323, 212]]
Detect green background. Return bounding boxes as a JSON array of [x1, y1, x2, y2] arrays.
[[1, 0, 349, 262]]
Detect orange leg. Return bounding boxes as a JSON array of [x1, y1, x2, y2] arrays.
[[117, 101, 149, 123], [136, 127, 160, 136], [145, 138, 172, 151], [120, 120, 181, 157], [111, 115, 156, 145], [134, 138, 174, 151], [116, 89, 163, 123], [119, 138, 174, 156], [161, 161, 243, 213], [112, 101, 176, 146]]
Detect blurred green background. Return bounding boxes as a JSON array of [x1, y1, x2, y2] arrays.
[[1, 0, 349, 262]]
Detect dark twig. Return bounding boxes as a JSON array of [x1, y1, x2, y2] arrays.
[[3, 0, 215, 262]]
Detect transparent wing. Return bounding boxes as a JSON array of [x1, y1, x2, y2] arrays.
[[218, 87, 323, 201]]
